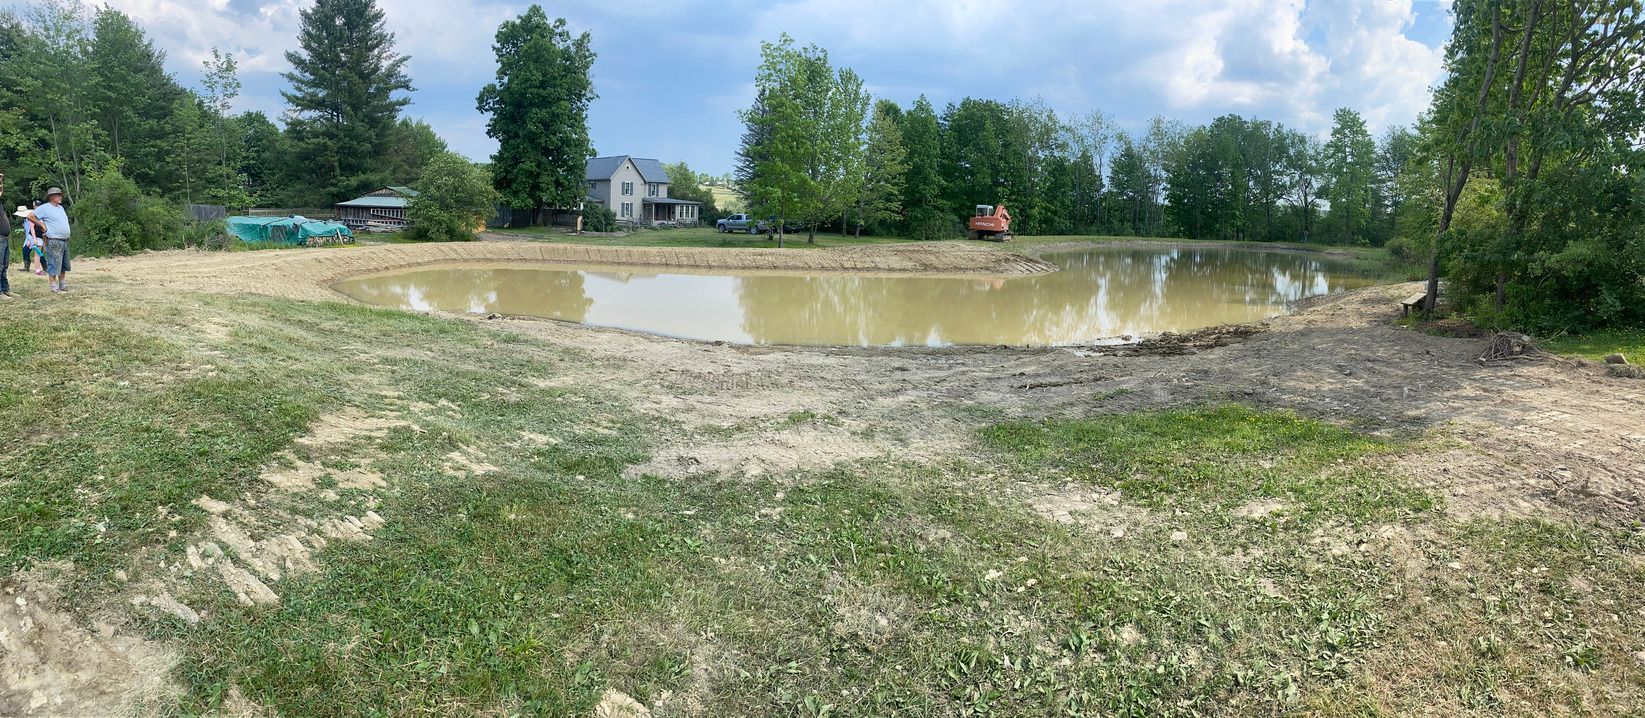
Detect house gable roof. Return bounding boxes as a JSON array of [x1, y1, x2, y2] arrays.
[[586, 155, 671, 184]]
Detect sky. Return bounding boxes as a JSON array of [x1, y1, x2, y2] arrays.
[[30, 0, 1455, 175]]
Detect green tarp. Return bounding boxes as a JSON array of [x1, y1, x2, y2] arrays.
[[226, 216, 353, 245]]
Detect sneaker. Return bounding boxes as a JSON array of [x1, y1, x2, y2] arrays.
[[57, 285, 68, 293], [0, 293, 12, 301], [33, 270, 44, 276]]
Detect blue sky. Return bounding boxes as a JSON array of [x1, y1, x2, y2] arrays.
[[75, 0, 1454, 175]]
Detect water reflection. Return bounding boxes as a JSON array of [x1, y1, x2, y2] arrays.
[[333, 247, 1375, 346]]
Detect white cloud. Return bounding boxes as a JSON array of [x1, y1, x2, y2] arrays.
[[70, 0, 1449, 171]]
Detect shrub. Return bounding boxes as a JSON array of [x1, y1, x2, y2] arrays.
[[405, 152, 499, 242], [183, 219, 233, 251], [583, 204, 617, 232], [1384, 236, 1421, 264], [73, 162, 186, 255]]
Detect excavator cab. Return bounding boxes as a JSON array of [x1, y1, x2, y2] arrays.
[[966, 204, 1012, 242]]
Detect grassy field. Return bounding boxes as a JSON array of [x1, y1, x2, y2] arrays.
[[1542, 329, 1645, 365], [1, 274, 1638, 716], [708, 186, 743, 213]]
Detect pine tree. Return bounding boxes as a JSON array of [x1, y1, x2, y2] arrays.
[[855, 99, 907, 237], [898, 96, 947, 240], [476, 5, 596, 222], [282, 0, 412, 204]]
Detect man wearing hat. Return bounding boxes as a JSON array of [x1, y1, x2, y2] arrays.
[[0, 174, 9, 300], [34, 187, 71, 293]]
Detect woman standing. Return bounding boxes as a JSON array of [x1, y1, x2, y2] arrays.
[[16, 203, 43, 275]]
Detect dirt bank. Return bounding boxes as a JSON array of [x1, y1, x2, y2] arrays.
[[79, 238, 1057, 302]]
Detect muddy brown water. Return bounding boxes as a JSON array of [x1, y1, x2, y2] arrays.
[[334, 247, 1378, 346]]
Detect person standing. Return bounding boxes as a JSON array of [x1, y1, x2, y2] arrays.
[[0, 196, 10, 301], [33, 187, 71, 293], [18, 202, 44, 275], [0, 170, 9, 299]]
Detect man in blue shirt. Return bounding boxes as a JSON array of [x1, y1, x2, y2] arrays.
[[34, 187, 71, 293]]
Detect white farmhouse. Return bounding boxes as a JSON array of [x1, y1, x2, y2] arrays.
[[584, 155, 701, 226]]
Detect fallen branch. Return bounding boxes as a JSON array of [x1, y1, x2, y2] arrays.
[[1477, 332, 1545, 364]]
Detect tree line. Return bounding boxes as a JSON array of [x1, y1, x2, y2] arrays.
[[0, 0, 449, 249], [734, 35, 1419, 247]]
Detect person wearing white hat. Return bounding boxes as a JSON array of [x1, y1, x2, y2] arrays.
[[16, 203, 44, 276]]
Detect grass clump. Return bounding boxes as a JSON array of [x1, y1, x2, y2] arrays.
[[980, 405, 1434, 524]]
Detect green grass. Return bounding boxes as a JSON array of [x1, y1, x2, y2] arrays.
[[3, 278, 1637, 716], [1541, 328, 1645, 365], [708, 186, 744, 213]]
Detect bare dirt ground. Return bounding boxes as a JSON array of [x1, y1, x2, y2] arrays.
[[81, 240, 1645, 524]]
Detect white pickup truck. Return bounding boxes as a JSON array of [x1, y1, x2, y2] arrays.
[[715, 214, 762, 234]]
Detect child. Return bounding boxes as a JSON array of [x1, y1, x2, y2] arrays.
[[13, 205, 43, 276]]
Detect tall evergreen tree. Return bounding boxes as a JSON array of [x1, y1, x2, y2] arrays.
[[282, 0, 413, 204], [733, 89, 773, 217], [855, 99, 907, 237], [476, 5, 596, 222], [898, 96, 948, 240]]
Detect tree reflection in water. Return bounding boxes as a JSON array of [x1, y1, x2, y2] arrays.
[[335, 249, 1373, 346], [337, 266, 594, 322]]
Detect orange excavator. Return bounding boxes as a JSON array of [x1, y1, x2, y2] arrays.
[[967, 204, 1012, 242]]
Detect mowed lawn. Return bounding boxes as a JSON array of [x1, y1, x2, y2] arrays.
[[0, 272, 1639, 716]]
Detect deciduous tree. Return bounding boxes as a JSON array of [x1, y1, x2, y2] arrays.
[[477, 5, 596, 224]]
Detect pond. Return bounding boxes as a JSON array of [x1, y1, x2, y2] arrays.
[[334, 246, 1378, 346]]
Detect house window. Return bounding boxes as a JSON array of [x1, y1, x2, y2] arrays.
[[622, 181, 633, 196], [588, 180, 596, 190], [647, 183, 659, 197], [621, 202, 633, 218]]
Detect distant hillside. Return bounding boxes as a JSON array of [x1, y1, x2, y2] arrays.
[[708, 186, 744, 213]]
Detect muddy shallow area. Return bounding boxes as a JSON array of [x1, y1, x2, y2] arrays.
[[332, 247, 1377, 346]]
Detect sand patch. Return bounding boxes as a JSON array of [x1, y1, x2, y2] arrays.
[[1234, 499, 1288, 519], [261, 455, 386, 492], [595, 689, 651, 718], [444, 448, 500, 476], [627, 429, 887, 480], [0, 570, 179, 717], [1029, 486, 1144, 538], [296, 408, 414, 448]]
